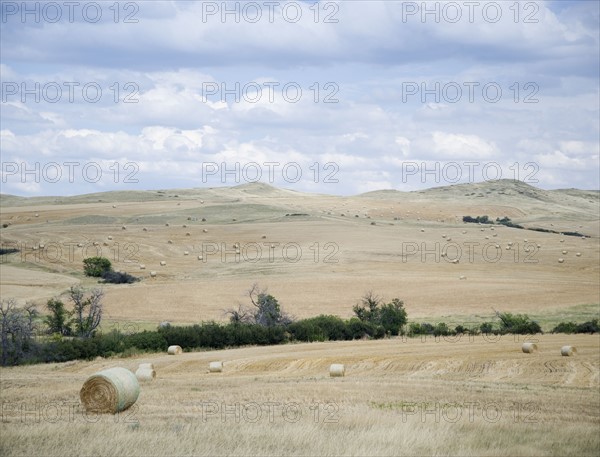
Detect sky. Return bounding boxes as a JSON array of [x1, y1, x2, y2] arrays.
[[1, 0, 599, 196]]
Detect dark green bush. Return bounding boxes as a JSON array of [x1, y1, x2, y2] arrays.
[[83, 257, 112, 277], [101, 270, 140, 284], [551, 322, 578, 334]]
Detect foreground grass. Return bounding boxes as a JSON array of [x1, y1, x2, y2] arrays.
[[1, 335, 598, 456]]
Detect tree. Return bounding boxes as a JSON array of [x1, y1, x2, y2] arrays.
[[45, 298, 72, 336], [69, 286, 104, 338], [226, 284, 292, 327], [83, 257, 112, 277], [0, 299, 38, 366], [353, 292, 407, 335]]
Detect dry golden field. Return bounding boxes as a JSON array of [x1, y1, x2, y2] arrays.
[[1, 334, 599, 456], [1, 180, 599, 456]]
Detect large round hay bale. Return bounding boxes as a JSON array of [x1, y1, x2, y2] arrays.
[[329, 364, 345, 377], [80, 367, 139, 414], [522, 342, 538, 353], [167, 345, 182, 355], [209, 361, 223, 373], [561, 345, 576, 356], [135, 367, 156, 381]]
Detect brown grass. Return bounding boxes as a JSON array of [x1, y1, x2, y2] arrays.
[[1, 334, 598, 456]]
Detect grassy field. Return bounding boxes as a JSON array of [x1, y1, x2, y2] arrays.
[[0, 180, 599, 456], [1, 334, 598, 456]]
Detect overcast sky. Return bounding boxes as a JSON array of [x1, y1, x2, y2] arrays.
[[1, 0, 598, 196]]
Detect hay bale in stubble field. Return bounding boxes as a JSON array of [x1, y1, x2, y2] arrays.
[[80, 367, 140, 414], [330, 364, 345, 377], [522, 343, 538, 353], [561, 346, 576, 356], [558, 258, 564, 263], [167, 345, 182, 355], [135, 367, 156, 381], [150, 271, 157, 277], [209, 361, 223, 373], [160, 261, 166, 266]]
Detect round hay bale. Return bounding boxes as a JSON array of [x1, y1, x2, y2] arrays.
[[108, 236, 113, 240], [122, 226, 127, 230], [330, 364, 345, 377], [143, 227, 148, 231], [442, 234, 446, 238], [537, 244, 541, 248], [576, 252, 582, 257], [160, 261, 166, 266], [183, 224, 187, 228], [462, 230, 467, 234], [560, 239, 564, 243], [77, 243, 83, 247], [420, 229, 425, 232], [521, 343, 538, 353], [562, 250, 568, 255], [459, 275, 466, 280], [209, 361, 223, 373], [167, 240, 173, 244], [186, 232, 191, 236], [446, 237, 452, 241], [203, 229, 208, 233], [262, 235, 267, 239], [198, 255, 203, 260], [150, 271, 157, 277], [167, 345, 182, 355], [80, 367, 139, 414], [561, 345, 576, 356], [112, 205, 116, 208], [139, 264, 146, 270], [184, 251, 189, 256], [558, 258, 564, 263], [451, 259, 459, 264], [508, 242, 513, 246], [135, 367, 156, 381]]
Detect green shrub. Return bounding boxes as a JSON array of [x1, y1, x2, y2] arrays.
[[576, 319, 599, 334], [83, 257, 112, 277], [496, 312, 542, 335], [480, 322, 494, 334], [551, 322, 578, 334]]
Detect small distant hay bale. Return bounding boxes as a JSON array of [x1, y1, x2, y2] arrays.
[[508, 242, 513, 246], [485, 236, 489, 239], [441, 252, 447, 258], [560, 239, 564, 243], [77, 243, 83, 247], [80, 367, 140, 414], [462, 230, 467, 234], [160, 261, 166, 266], [270, 244, 275, 249], [558, 258, 564, 263], [493, 233, 498, 237], [329, 364, 345, 377], [103, 242, 109, 246], [184, 251, 189, 256], [158, 321, 170, 329], [200, 200, 204, 204], [459, 275, 466, 280], [262, 235, 267, 239], [39, 244, 45, 249], [167, 240, 173, 244], [522, 343, 538, 353], [370, 222, 376, 225], [451, 259, 459, 264], [576, 252, 582, 257], [183, 224, 187, 228], [562, 250, 567, 255], [107, 236, 113, 240], [34, 213, 39, 217], [524, 239, 528, 242], [495, 244, 500, 249], [203, 229, 208, 233], [93, 241, 99, 246], [167, 345, 182, 355], [536, 244, 541, 248], [446, 237, 452, 241], [186, 232, 191, 236], [442, 234, 446, 238], [198, 255, 203, 260], [143, 227, 148, 232], [32, 246, 38, 251], [420, 229, 425, 232], [209, 361, 223, 373], [112, 205, 116, 208], [506, 246, 511, 250], [561, 345, 576, 356], [122, 226, 127, 230], [150, 271, 157, 277], [135, 367, 156, 382], [139, 264, 146, 270]]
